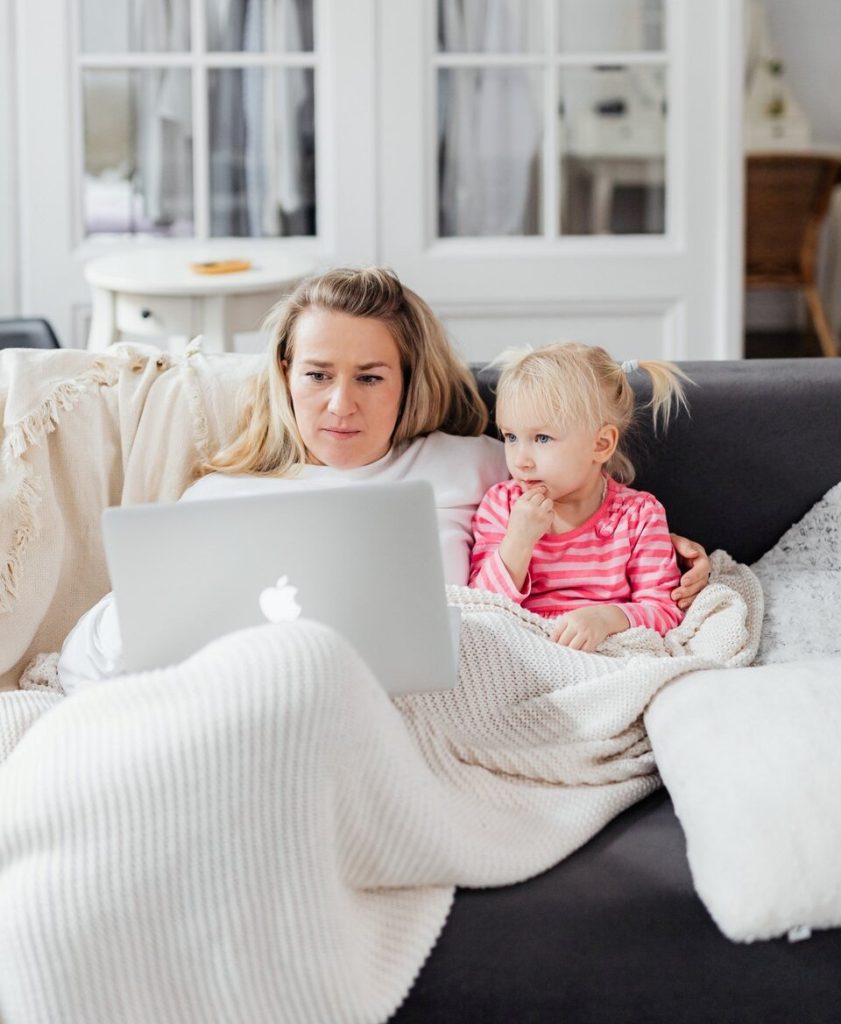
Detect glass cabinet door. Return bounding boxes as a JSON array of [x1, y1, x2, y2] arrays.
[[436, 0, 667, 237], [77, 0, 316, 239]]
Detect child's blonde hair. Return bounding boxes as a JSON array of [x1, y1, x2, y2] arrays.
[[494, 342, 690, 484]]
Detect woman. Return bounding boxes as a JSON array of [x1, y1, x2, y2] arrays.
[[58, 267, 709, 691]]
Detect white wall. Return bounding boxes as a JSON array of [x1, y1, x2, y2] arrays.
[[764, 0, 841, 146], [0, 0, 19, 315]]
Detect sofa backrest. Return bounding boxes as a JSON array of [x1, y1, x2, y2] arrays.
[[475, 358, 841, 565]]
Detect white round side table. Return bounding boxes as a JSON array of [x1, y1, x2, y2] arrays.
[[84, 244, 318, 353]]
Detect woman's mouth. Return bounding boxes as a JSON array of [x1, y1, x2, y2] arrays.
[[323, 428, 360, 440]]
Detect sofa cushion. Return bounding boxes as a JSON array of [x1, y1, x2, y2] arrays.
[[393, 789, 841, 1024], [752, 480, 841, 664], [646, 656, 841, 943]]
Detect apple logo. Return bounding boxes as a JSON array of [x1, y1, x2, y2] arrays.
[[259, 575, 303, 624]]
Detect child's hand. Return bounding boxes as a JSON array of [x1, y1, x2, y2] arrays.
[[506, 487, 554, 548], [550, 605, 629, 652]]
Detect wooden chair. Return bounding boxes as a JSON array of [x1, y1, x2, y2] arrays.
[[745, 152, 841, 357]]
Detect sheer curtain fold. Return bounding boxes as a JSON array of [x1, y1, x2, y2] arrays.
[[439, 0, 542, 237], [210, 0, 313, 237], [135, 0, 192, 227]]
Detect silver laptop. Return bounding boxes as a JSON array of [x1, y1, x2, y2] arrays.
[[102, 480, 460, 695]]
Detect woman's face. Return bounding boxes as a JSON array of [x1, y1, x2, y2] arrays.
[[285, 308, 405, 469]]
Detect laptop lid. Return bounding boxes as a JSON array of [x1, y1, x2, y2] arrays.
[[101, 480, 459, 694]]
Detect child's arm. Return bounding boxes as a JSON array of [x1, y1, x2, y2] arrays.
[[550, 499, 681, 651], [469, 485, 552, 598], [614, 497, 684, 634]]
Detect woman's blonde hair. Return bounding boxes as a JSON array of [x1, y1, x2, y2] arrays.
[[202, 266, 488, 477], [494, 342, 690, 484]]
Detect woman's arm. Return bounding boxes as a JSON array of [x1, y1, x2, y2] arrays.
[[611, 500, 684, 635], [669, 534, 711, 610], [57, 592, 123, 694]]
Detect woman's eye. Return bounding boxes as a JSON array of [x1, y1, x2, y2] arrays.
[[357, 375, 383, 386], [306, 371, 329, 382]]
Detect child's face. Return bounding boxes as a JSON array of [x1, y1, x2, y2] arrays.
[[498, 409, 613, 503]]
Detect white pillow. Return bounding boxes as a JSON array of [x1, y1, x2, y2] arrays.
[[646, 656, 841, 943], [752, 480, 841, 664]]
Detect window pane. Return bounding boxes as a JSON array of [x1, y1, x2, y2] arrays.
[[208, 68, 316, 237], [557, 0, 664, 53], [79, 0, 190, 53], [206, 0, 314, 52], [438, 0, 544, 54], [438, 67, 543, 237], [82, 70, 194, 237], [559, 66, 666, 235]]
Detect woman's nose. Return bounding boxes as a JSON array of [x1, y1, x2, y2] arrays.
[[327, 382, 356, 417]]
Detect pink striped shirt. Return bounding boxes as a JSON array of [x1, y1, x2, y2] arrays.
[[469, 476, 684, 635]]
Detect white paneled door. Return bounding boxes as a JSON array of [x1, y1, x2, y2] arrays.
[[8, 0, 743, 358], [379, 0, 745, 362]]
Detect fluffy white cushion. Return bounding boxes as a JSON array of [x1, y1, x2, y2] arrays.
[[647, 483, 841, 942], [752, 480, 841, 664], [646, 656, 841, 943]]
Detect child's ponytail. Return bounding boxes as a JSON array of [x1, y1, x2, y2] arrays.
[[632, 360, 691, 432]]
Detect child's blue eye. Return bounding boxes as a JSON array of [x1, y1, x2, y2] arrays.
[[535, 434, 552, 444], [503, 432, 517, 443]]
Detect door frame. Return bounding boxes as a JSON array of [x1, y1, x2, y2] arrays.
[[0, 0, 20, 316]]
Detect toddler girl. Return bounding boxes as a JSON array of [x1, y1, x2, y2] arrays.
[[469, 342, 690, 651]]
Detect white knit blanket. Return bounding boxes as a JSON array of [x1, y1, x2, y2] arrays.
[[0, 556, 760, 1024]]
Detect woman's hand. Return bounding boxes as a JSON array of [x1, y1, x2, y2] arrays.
[[670, 534, 711, 610], [550, 605, 629, 652]]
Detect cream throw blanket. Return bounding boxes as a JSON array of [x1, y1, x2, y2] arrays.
[[0, 343, 260, 690], [0, 561, 760, 1024]]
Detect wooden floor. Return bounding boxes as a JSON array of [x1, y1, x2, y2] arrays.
[[745, 330, 829, 359]]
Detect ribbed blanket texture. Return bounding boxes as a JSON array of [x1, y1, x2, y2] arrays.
[[0, 559, 760, 1024]]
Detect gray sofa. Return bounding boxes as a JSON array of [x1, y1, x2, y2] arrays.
[[394, 357, 841, 1024]]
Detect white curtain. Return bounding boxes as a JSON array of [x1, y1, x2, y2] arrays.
[[135, 0, 193, 229], [439, 0, 543, 237], [210, 0, 314, 237]]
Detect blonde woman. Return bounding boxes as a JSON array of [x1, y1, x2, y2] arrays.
[[58, 270, 709, 690]]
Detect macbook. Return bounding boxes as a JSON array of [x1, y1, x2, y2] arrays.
[[102, 480, 460, 694]]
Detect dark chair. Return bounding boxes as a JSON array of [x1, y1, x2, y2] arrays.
[[745, 152, 841, 357], [0, 317, 62, 351]]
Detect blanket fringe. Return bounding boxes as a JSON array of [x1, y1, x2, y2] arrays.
[[0, 469, 42, 612], [180, 350, 212, 463], [4, 360, 121, 459], [1, 354, 129, 613]]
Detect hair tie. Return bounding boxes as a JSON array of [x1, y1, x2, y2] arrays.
[[620, 359, 639, 375]]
